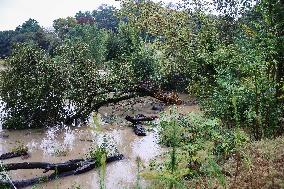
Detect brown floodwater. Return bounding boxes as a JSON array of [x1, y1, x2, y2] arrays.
[[0, 95, 199, 189]]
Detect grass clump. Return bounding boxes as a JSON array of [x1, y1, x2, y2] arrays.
[[11, 141, 28, 154], [143, 109, 284, 189], [88, 147, 107, 189]]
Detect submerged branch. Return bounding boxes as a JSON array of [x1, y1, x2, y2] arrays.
[[1, 154, 124, 188]]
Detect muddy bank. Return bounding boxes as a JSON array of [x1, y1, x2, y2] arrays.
[[0, 94, 199, 189]]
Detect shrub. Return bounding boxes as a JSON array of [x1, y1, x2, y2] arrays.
[[144, 110, 249, 188], [198, 42, 282, 139], [0, 43, 66, 129]]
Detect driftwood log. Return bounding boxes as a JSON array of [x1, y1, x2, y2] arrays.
[[125, 114, 158, 136], [0, 154, 123, 188], [0, 151, 28, 160]]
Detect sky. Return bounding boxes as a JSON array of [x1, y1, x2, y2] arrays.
[[0, 0, 179, 31]]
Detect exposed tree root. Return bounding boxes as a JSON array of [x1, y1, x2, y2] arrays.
[[0, 154, 123, 188]]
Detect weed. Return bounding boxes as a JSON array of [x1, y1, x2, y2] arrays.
[[143, 109, 250, 188], [11, 141, 28, 154]]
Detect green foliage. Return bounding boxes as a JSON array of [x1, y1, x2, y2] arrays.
[[0, 0, 283, 187], [160, 111, 248, 160], [0, 21, 156, 128], [0, 19, 55, 58], [107, 22, 159, 86], [202, 42, 281, 139], [145, 110, 249, 187], [153, 110, 189, 188], [1, 29, 115, 129], [99, 153, 107, 189], [135, 157, 143, 189], [119, 0, 284, 139], [106, 22, 141, 61], [121, 0, 191, 83], [0, 161, 10, 189], [11, 141, 28, 154], [66, 24, 108, 64], [15, 18, 41, 33], [53, 17, 77, 38], [53, 39, 96, 112], [75, 11, 95, 25], [0, 43, 66, 129], [0, 30, 16, 58], [0, 4, 161, 129], [13, 18, 52, 50], [92, 5, 119, 32], [0, 59, 5, 65], [89, 147, 107, 167], [190, 2, 284, 138]]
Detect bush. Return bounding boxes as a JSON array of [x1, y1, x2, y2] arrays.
[[144, 110, 249, 188], [197, 42, 282, 139], [159, 111, 249, 161]]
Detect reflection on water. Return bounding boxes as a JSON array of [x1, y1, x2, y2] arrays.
[[39, 125, 76, 155], [132, 130, 161, 162], [0, 95, 199, 189]]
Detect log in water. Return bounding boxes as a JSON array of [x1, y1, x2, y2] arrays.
[[0, 151, 28, 160], [1, 154, 124, 188], [125, 114, 158, 136]]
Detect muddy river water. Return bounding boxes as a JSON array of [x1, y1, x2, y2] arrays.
[[0, 94, 199, 189]]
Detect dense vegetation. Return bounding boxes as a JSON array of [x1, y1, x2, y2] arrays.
[[0, 0, 283, 188]]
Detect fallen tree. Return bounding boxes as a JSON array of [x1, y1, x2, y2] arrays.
[[67, 84, 182, 124], [1, 42, 183, 130], [0, 154, 123, 188]]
